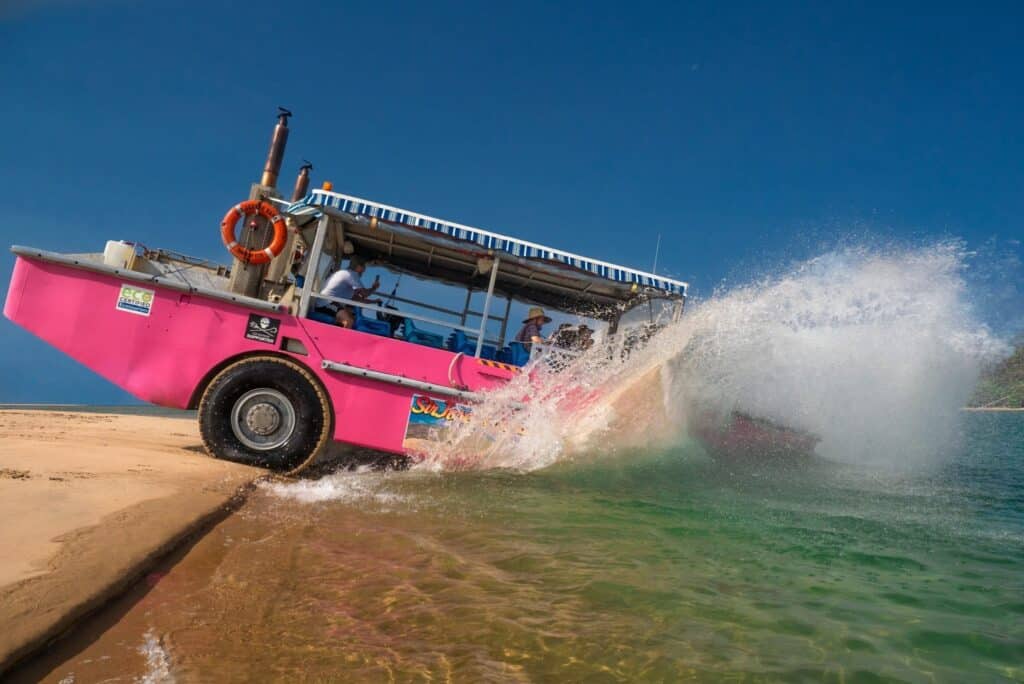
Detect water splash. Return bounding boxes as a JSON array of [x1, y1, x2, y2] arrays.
[[137, 628, 174, 683], [416, 243, 1005, 472], [670, 243, 1006, 467], [265, 468, 412, 507]]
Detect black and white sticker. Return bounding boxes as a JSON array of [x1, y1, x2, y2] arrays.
[[245, 314, 281, 344]]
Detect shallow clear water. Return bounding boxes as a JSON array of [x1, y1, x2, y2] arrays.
[[17, 412, 1022, 683]]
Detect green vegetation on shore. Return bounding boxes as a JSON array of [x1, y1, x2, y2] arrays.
[[971, 344, 1024, 408]]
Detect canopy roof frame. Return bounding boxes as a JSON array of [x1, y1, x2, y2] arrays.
[[290, 213, 683, 320], [285, 188, 688, 299]]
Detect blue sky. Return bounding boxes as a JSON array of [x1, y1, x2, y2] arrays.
[[1, 1, 1021, 403]]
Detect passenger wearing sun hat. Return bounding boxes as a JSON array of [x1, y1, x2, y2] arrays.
[[514, 307, 552, 347]]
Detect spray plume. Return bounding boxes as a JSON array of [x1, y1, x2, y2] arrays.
[[415, 243, 1006, 472]]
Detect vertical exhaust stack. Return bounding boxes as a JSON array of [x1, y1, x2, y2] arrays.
[[292, 161, 312, 201], [264, 161, 315, 286], [261, 107, 292, 188], [228, 108, 292, 297]]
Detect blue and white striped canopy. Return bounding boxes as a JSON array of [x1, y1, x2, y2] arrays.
[[287, 189, 688, 297]]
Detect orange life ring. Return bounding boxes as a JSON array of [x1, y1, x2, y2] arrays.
[[220, 200, 288, 265]]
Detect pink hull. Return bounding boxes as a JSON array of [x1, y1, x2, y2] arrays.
[[692, 411, 819, 460], [4, 255, 516, 455]]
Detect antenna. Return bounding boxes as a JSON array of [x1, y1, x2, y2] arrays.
[[647, 233, 663, 325]]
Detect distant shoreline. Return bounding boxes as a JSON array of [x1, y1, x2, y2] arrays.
[[962, 407, 1024, 412]]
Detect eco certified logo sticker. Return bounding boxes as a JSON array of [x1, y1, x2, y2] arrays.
[[116, 284, 155, 316]]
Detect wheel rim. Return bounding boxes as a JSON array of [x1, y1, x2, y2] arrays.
[[230, 388, 296, 451]]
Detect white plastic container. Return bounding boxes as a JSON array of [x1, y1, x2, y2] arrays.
[[103, 240, 135, 269]]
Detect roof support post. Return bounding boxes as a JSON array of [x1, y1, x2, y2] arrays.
[[498, 297, 512, 348], [672, 298, 684, 322], [474, 255, 500, 357], [460, 288, 473, 326], [298, 213, 330, 317]]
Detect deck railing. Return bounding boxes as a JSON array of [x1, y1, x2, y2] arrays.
[[312, 292, 503, 348]]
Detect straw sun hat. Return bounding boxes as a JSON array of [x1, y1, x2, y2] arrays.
[[523, 307, 552, 324]]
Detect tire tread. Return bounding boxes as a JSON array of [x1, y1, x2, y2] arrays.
[[197, 355, 332, 476]]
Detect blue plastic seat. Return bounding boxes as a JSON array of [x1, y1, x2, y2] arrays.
[[506, 341, 531, 366], [403, 319, 445, 348], [309, 307, 391, 336], [308, 309, 335, 325], [447, 330, 468, 352], [446, 330, 497, 359], [353, 309, 392, 336]]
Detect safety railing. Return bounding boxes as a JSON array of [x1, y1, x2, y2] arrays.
[[312, 292, 503, 348], [527, 342, 584, 371]]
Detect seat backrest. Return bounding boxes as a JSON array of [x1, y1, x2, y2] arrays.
[[448, 329, 467, 351], [309, 310, 334, 325], [352, 308, 390, 336], [508, 341, 530, 366]]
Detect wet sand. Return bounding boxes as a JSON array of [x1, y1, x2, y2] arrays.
[[0, 409, 262, 674]]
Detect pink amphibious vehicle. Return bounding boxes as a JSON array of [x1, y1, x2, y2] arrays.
[[4, 112, 688, 474]]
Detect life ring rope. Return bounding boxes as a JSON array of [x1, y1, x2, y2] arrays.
[[220, 199, 288, 265]]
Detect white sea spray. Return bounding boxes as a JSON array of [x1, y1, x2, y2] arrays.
[[419, 243, 1006, 470], [136, 628, 173, 684], [264, 467, 410, 507], [667, 243, 1006, 467]]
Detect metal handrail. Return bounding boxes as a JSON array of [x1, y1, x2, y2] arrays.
[[313, 293, 500, 345], [386, 293, 465, 318], [529, 342, 583, 363], [321, 360, 481, 402]]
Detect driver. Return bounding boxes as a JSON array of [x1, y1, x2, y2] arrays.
[[317, 255, 383, 328]]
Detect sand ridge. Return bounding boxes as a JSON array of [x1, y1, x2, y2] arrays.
[[0, 409, 263, 674]]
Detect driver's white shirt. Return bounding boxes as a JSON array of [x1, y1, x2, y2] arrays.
[[319, 268, 365, 306]]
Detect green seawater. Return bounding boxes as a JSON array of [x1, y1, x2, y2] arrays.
[[19, 413, 1024, 683]]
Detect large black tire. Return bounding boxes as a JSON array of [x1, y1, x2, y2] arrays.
[[198, 356, 332, 474]]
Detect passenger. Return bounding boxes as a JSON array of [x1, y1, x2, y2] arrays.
[[316, 255, 383, 328], [550, 322, 595, 352], [514, 307, 552, 348], [550, 323, 578, 348], [576, 324, 595, 351]]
